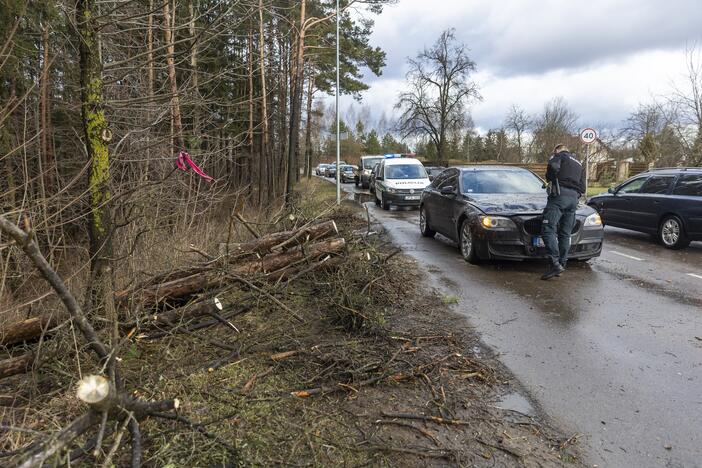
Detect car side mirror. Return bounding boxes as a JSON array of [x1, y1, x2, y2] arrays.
[[608, 187, 615, 194], [428, 175, 435, 181], [440, 186, 455, 195]]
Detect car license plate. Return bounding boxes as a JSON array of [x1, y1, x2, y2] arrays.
[[532, 236, 545, 248], [405, 195, 420, 200]]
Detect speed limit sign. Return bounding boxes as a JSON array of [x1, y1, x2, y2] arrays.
[[580, 128, 597, 144]]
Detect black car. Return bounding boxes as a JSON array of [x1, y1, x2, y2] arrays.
[[588, 168, 702, 249], [419, 166, 604, 263]]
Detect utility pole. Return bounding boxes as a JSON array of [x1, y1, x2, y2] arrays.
[[335, 0, 341, 205]]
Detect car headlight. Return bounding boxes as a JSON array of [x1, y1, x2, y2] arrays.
[[388, 187, 397, 193], [363, 169, 371, 175], [480, 216, 517, 230], [583, 213, 602, 228]]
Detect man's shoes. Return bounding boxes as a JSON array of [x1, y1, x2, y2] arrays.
[[541, 263, 565, 280]]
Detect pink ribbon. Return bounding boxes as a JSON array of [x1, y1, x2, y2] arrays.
[[176, 151, 214, 183]]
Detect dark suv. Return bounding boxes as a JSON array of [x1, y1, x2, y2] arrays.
[[588, 168, 702, 249]]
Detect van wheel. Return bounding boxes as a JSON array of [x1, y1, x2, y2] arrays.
[[419, 206, 436, 238], [381, 193, 390, 210], [659, 215, 690, 249]]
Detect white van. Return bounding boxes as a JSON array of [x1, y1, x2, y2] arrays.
[[374, 157, 430, 210]]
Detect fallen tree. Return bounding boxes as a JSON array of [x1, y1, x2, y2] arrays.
[[0, 315, 60, 347], [1, 221, 346, 354], [115, 237, 346, 308]]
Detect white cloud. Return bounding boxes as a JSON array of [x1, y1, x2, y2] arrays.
[[471, 49, 690, 129], [330, 0, 702, 134]]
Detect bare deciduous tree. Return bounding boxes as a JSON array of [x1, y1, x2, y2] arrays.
[[503, 104, 532, 162], [395, 28, 480, 161], [530, 97, 578, 161]]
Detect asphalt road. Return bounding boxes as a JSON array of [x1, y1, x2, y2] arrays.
[[331, 178, 702, 468]]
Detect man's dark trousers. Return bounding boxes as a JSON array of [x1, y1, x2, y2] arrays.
[[541, 195, 578, 267]]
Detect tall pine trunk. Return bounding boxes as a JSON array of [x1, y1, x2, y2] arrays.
[[163, 0, 184, 150], [303, 66, 315, 179], [285, 1, 306, 202], [40, 24, 53, 193], [257, 0, 269, 205]]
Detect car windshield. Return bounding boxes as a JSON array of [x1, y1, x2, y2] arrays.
[[343, 166, 353, 172], [363, 158, 383, 169], [385, 164, 427, 180], [461, 170, 544, 194]]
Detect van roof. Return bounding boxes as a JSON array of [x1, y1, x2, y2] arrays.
[[384, 157, 423, 166]]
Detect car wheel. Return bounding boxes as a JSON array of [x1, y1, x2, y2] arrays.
[[459, 219, 480, 264], [419, 206, 436, 238], [355, 177, 359, 187], [659, 215, 690, 250]]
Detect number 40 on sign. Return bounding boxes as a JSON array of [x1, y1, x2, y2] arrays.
[[580, 128, 597, 144]]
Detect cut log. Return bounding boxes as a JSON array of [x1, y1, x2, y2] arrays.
[[116, 238, 345, 308], [231, 237, 345, 276], [0, 314, 60, 346], [227, 219, 338, 257], [0, 352, 35, 379], [115, 221, 338, 306]]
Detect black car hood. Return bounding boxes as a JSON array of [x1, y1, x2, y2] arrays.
[[465, 193, 595, 216]]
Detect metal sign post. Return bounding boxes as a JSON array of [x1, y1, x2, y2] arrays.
[[335, 0, 341, 205], [579, 128, 597, 198]]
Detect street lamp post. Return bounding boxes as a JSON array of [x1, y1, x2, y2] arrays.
[[335, 0, 341, 205]]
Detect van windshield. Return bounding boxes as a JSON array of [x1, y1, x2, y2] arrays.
[[363, 157, 383, 169], [385, 164, 427, 180]]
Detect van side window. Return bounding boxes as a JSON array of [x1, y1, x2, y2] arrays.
[[673, 174, 702, 196]]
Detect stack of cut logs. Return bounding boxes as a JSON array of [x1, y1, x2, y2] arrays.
[[0, 219, 346, 380]]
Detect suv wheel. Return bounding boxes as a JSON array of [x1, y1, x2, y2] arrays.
[[381, 192, 390, 210], [459, 219, 480, 264], [419, 206, 436, 238], [659, 215, 690, 249]]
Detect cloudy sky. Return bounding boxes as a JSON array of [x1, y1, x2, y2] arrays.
[[338, 0, 702, 133]]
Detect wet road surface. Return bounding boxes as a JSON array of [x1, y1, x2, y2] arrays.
[[332, 179, 702, 468]]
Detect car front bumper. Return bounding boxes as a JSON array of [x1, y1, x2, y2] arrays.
[[473, 217, 604, 261]]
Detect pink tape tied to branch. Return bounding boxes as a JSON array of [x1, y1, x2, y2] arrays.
[[176, 151, 214, 183]]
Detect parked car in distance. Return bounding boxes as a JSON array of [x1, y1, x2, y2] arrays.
[[316, 164, 330, 176], [374, 157, 431, 210], [356, 155, 385, 188], [424, 166, 446, 182], [419, 166, 603, 263], [369, 162, 380, 194], [588, 167, 702, 249], [325, 161, 347, 178], [340, 165, 357, 183]]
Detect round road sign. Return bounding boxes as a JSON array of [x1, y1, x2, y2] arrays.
[[580, 128, 597, 144]]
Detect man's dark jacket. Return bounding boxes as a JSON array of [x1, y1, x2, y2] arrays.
[[545, 151, 586, 198]]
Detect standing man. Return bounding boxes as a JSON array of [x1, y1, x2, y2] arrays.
[[540, 144, 586, 280]]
